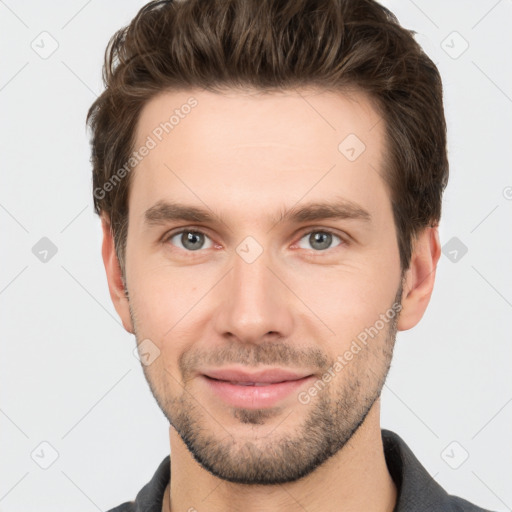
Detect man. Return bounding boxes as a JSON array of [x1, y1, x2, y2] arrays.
[[87, 0, 494, 510]]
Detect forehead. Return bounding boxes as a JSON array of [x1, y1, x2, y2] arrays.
[[129, 87, 388, 226], [134, 87, 383, 151]]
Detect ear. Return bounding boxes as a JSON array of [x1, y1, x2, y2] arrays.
[[100, 215, 134, 334], [397, 226, 441, 331]]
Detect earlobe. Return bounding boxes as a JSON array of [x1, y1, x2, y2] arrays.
[[397, 226, 441, 332], [100, 215, 134, 334]]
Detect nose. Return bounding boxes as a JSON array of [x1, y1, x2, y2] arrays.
[[212, 245, 294, 345]]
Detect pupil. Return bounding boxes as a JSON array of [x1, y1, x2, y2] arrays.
[[184, 232, 203, 250], [311, 232, 331, 250]]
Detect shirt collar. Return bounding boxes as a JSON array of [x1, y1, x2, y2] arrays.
[[382, 428, 454, 511]]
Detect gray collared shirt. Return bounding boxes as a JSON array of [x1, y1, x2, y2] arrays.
[[107, 429, 495, 511]]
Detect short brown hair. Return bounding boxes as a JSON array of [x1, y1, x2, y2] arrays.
[[86, 0, 448, 277]]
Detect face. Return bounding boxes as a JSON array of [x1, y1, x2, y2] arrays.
[[116, 87, 406, 484]]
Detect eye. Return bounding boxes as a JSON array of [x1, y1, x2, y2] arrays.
[[296, 229, 345, 251], [162, 227, 346, 254], [164, 229, 214, 252]]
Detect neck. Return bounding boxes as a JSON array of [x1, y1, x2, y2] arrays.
[[163, 400, 396, 512]]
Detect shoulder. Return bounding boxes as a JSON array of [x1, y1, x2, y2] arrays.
[[105, 455, 170, 512], [381, 429, 496, 512]]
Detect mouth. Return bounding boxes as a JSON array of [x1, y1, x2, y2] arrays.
[[201, 367, 313, 384], [200, 368, 315, 409], [208, 380, 284, 386]]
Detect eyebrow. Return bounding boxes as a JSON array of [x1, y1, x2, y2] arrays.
[[143, 197, 372, 228]]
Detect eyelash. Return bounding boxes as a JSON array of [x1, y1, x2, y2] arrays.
[[161, 227, 349, 255]]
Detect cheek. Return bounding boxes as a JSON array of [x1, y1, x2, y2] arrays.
[[286, 257, 400, 339], [128, 263, 202, 347]]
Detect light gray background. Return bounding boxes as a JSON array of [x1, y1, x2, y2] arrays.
[[1, 1, 511, 511]]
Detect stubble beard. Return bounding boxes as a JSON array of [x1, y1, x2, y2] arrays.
[[131, 285, 402, 485]]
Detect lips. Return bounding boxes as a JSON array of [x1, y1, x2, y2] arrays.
[[201, 367, 312, 385], [228, 382, 272, 386], [200, 367, 315, 409]]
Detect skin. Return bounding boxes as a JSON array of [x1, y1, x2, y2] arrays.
[[101, 87, 441, 512]]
